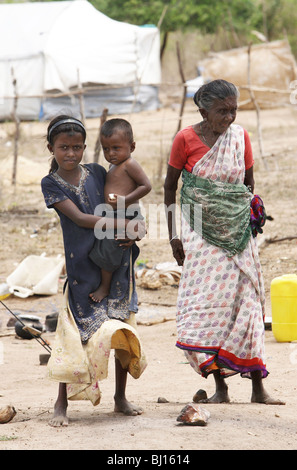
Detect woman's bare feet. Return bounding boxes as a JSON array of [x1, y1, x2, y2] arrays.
[[114, 396, 143, 416], [251, 371, 285, 405], [198, 390, 230, 404], [197, 370, 230, 403], [251, 390, 285, 405]]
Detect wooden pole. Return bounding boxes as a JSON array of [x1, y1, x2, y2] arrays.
[[77, 69, 88, 162], [247, 43, 269, 170], [166, 41, 187, 166], [93, 108, 108, 163], [77, 69, 86, 125], [11, 68, 20, 186], [175, 41, 187, 136]]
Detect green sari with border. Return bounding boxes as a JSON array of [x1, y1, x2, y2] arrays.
[[180, 169, 252, 257]]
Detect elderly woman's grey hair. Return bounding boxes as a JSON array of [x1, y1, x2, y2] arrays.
[[193, 79, 239, 112]]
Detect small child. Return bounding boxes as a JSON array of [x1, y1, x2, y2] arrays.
[[89, 118, 151, 302]]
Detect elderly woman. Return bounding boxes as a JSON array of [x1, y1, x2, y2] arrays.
[[164, 79, 283, 404]]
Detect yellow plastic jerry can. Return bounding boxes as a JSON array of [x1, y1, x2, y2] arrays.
[[271, 274, 297, 342]]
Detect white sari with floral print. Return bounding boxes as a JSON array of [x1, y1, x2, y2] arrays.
[[176, 124, 267, 378]]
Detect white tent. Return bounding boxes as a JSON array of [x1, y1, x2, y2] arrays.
[[0, 0, 161, 121]]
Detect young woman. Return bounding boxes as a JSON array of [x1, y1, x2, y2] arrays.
[[41, 115, 146, 427]]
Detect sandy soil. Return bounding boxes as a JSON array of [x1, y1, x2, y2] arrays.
[[0, 101, 297, 451]]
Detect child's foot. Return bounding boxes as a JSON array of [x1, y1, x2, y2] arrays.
[[89, 285, 109, 302], [114, 396, 143, 416]]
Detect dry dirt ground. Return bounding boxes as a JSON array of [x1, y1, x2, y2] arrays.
[[0, 101, 297, 452]]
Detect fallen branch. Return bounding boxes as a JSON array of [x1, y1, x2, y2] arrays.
[[265, 235, 297, 244], [0, 331, 15, 338]]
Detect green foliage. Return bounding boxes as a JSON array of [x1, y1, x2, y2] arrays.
[[91, 0, 297, 45], [28, 0, 297, 55]]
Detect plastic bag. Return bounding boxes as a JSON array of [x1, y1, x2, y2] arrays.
[[6, 253, 64, 298]]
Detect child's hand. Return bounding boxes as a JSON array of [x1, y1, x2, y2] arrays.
[[107, 193, 118, 208], [108, 193, 117, 204], [107, 193, 125, 208]]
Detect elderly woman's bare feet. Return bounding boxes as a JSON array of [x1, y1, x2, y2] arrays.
[[196, 373, 230, 403], [251, 390, 285, 405], [114, 396, 143, 416], [251, 371, 285, 405], [198, 391, 230, 404]]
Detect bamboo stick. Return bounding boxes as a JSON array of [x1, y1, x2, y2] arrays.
[[11, 69, 20, 185], [247, 43, 269, 170], [93, 108, 108, 163]]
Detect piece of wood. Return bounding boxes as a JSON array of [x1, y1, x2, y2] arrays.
[[265, 235, 297, 244], [0, 405, 16, 424], [175, 41, 187, 136], [93, 108, 108, 163], [0, 331, 15, 338], [247, 43, 269, 170], [77, 69, 88, 163], [11, 68, 20, 185]]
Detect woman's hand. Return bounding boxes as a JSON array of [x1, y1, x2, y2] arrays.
[[125, 218, 146, 241], [170, 238, 185, 266], [126, 219, 146, 241], [164, 165, 184, 265]]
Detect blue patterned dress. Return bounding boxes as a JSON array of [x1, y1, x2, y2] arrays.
[[41, 163, 139, 343]]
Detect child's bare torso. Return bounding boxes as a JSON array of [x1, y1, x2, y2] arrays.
[[104, 160, 138, 202]]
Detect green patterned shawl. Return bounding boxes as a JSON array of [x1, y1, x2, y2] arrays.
[[180, 169, 252, 256]]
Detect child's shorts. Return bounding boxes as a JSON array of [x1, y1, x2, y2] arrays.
[[89, 205, 143, 272]]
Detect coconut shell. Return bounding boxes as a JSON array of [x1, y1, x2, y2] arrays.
[[0, 405, 16, 424], [176, 403, 210, 426]]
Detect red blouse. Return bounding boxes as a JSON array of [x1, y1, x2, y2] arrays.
[[169, 125, 254, 173]]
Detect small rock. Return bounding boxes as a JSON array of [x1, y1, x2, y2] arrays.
[[193, 389, 208, 403], [157, 397, 169, 403], [39, 353, 51, 365], [6, 312, 22, 328], [177, 403, 210, 426], [45, 312, 58, 332]]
